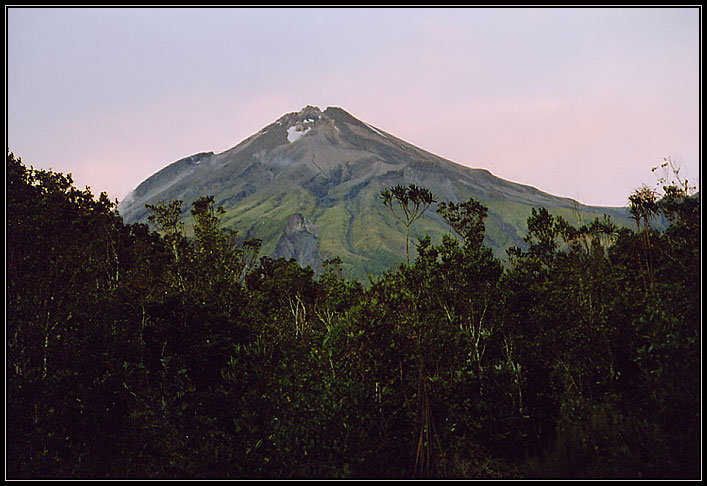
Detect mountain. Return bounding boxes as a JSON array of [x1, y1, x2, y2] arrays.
[[118, 105, 632, 281]]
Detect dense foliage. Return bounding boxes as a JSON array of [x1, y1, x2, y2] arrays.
[[6, 152, 701, 478]]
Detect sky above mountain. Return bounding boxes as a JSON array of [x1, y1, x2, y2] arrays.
[[7, 7, 700, 207]]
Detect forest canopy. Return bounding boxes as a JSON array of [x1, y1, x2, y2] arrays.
[[6, 151, 701, 479]]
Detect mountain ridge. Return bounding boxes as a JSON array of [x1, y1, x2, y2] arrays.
[[118, 105, 633, 280]]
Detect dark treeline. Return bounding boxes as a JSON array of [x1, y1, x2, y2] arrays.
[[6, 152, 701, 479]]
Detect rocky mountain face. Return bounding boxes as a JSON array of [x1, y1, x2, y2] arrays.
[[272, 213, 322, 274], [118, 105, 632, 280]]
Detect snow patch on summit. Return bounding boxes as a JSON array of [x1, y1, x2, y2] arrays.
[[287, 125, 311, 143], [286, 117, 316, 143]]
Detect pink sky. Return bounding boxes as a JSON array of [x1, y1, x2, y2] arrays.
[[7, 7, 700, 207]]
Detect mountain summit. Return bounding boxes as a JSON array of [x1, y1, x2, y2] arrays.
[[118, 106, 631, 279]]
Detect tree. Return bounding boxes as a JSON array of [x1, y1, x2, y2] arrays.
[[437, 197, 488, 251], [628, 184, 659, 232], [380, 184, 435, 264], [145, 199, 187, 290], [7, 152, 148, 477], [523, 207, 562, 267]]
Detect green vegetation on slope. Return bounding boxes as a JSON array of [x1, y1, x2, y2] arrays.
[[219, 186, 318, 257]]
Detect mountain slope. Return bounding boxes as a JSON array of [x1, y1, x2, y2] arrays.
[[118, 105, 632, 280]]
